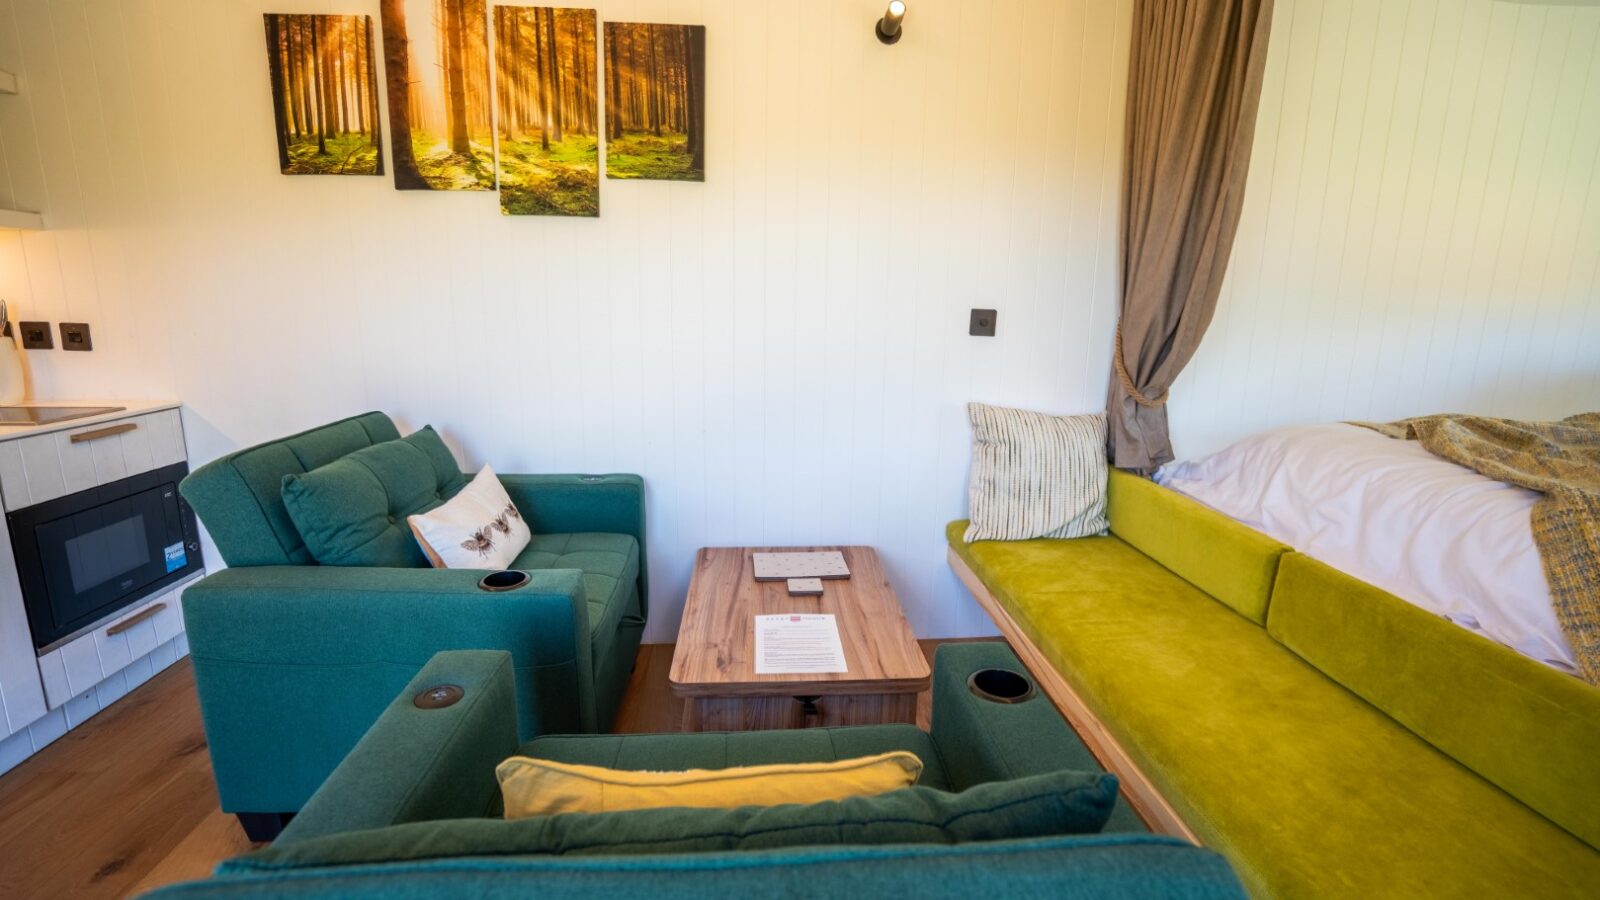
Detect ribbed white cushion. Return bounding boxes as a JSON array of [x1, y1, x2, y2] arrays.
[[964, 403, 1108, 542]]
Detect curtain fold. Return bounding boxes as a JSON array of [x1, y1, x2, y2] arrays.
[[1107, 0, 1275, 472]]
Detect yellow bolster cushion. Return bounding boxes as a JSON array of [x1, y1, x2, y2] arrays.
[[496, 750, 924, 820]]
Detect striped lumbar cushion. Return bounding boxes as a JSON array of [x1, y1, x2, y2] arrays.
[[964, 403, 1109, 542]]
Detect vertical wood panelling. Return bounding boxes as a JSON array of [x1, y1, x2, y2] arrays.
[[0, 0, 1134, 641], [1173, 0, 1600, 458]]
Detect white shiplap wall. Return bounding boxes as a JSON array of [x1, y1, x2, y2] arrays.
[[0, 0, 1133, 641], [1171, 0, 1600, 457]]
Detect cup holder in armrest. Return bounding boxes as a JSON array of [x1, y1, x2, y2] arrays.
[[478, 570, 531, 592], [968, 668, 1037, 704]]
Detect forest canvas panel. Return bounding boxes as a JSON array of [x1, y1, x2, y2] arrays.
[[494, 7, 599, 216], [604, 23, 705, 182], [379, 0, 496, 190], [263, 15, 383, 176]]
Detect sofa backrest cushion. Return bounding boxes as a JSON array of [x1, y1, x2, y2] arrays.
[[281, 427, 469, 568], [1269, 552, 1600, 852], [226, 770, 1118, 868], [180, 412, 402, 567], [1107, 470, 1289, 625], [154, 834, 1246, 900]]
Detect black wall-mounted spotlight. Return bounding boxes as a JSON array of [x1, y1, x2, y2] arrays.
[[876, 1, 906, 45]]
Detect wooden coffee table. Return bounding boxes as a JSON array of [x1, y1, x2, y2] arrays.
[[669, 546, 931, 731]]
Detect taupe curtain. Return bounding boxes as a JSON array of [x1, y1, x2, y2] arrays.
[[1107, 0, 1275, 472]]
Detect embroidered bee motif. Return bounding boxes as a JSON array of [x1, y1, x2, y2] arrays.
[[461, 528, 496, 557], [490, 512, 511, 535], [503, 502, 520, 521]]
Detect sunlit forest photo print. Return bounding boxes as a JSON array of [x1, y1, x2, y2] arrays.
[[379, 0, 495, 190], [494, 7, 599, 216], [263, 15, 383, 176], [604, 23, 705, 182]]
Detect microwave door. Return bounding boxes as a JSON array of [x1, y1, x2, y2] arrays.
[[34, 488, 175, 635]]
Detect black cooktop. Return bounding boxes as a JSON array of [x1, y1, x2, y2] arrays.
[[0, 405, 125, 425]]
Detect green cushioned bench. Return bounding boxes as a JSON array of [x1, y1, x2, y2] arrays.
[[948, 470, 1600, 899]]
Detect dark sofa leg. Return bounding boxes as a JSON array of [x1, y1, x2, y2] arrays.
[[236, 812, 295, 842]]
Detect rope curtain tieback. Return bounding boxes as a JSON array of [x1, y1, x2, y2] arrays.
[[1113, 323, 1168, 408]]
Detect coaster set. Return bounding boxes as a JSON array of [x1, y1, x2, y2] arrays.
[[751, 551, 851, 597]]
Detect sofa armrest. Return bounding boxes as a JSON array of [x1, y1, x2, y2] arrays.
[[182, 565, 591, 679], [275, 650, 519, 844], [499, 473, 648, 615], [929, 643, 1104, 791], [180, 566, 593, 813]]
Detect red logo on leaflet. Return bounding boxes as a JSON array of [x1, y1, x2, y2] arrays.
[[791, 616, 802, 622]]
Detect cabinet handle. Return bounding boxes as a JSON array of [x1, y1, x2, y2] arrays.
[[70, 422, 138, 444], [106, 602, 165, 636]]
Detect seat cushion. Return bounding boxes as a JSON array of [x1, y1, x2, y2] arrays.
[[1106, 470, 1288, 625], [522, 724, 952, 791], [947, 521, 1600, 899], [512, 533, 639, 660], [1270, 552, 1600, 851], [280, 428, 467, 567]]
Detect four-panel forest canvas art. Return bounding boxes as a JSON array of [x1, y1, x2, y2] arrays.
[[262, 6, 704, 215]]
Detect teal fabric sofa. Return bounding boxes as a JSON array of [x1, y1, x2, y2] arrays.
[[178, 412, 648, 839], [143, 644, 1245, 899]]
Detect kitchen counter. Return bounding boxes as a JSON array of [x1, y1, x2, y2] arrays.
[[0, 400, 182, 442]]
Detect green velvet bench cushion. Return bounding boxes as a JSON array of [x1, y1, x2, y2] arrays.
[[947, 520, 1600, 899], [1106, 470, 1289, 625], [1270, 552, 1600, 851]]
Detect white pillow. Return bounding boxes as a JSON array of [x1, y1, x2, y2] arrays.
[[964, 402, 1108, 542], [408, 465, 531, 569]]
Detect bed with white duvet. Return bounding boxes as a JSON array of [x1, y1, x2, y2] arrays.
[[1156, 422, 1576, 675]]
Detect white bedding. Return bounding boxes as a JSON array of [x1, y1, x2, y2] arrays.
[[1156, 423, 1576, 673]]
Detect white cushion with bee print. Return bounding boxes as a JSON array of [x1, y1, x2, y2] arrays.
[[407, 465, 531, 569]]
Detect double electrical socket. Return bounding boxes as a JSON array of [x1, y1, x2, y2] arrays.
[[18, 321, 92, 351]]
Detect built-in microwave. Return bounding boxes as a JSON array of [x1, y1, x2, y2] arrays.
[[9, 461, 203, 654]]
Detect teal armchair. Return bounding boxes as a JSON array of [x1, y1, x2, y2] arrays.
[[143, 645, 1244, 900], [178, 413, 647, 840]]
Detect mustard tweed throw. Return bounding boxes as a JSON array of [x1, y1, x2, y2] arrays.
[[1356, 413, 1600, 684]]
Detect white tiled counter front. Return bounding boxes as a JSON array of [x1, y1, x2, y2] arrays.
[[0, 401, 197, 776]]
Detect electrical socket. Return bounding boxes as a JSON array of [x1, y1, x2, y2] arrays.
[[59, 322, 92, 351], [18, 322, 52, 349]]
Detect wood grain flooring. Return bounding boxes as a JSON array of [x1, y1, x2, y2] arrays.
[[0, 639, 983, 898]]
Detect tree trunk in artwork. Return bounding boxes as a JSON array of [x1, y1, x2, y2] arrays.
[[336, 23, 350, 134], [310, 18, 328, 154], [445, 0, 472, 155], [380, 0, 428, 188], [545, 8, 564, 144], [687, 24, 704, 171], [647, 26, 661, 137], [291, 21, 309, 139], [607, 28, 622, 140], [266, 16, 291, 170], [536, 9, 552, 151]]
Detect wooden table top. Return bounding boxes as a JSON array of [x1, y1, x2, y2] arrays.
[[669, 546, 931, 698]]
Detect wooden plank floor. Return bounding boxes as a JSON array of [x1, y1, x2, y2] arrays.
[[0, 639, 985, 898]]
